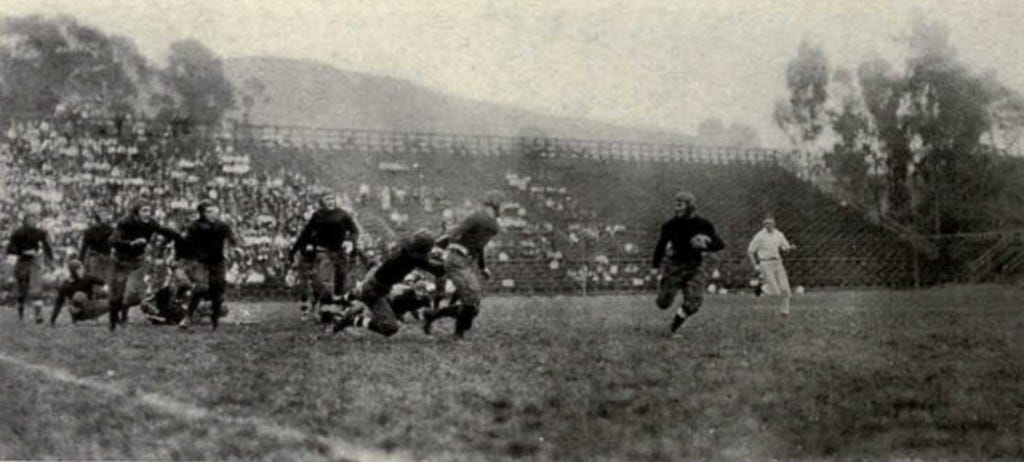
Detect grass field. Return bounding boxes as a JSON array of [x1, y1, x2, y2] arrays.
[[1, 285, 1023, 461]]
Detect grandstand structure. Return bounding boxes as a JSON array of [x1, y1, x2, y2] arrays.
[[1, 116, 936, 297]]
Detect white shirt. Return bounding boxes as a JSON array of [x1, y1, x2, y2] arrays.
[[747, 228, 792, 261]]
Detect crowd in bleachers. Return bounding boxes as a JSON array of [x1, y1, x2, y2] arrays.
[[1, 117, 353, 291], [2, 115, 920, 296]]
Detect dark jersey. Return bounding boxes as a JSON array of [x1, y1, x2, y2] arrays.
[[291, 208, 359, 256], [445, 210, 501, 257], [110, 217, 178, 261], [373, 235, 444, 287], [6, 225, 54, 262], [146, 287, 187, 324], [652, 214, 725, 268], [389, 286, 431, 318], [51, 274, 107, 324], [55, 275, 106, 306], [185, 219, 237, 265], [80, 223, 114, 257], [170, 229, 194, 261]]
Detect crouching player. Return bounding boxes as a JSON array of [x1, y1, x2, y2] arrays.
[[331, 230, 444, 337], [389, 275, 436, 322], [141, 283, 230, 326], [50, 260, 110, 325]]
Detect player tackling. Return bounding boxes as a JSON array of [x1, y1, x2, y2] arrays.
[[330, 229, 444, 336]]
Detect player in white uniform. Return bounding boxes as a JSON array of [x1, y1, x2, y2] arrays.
[[747, 217, 795, 315]]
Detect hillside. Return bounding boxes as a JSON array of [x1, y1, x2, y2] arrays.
[[224, 56, 694, 142]]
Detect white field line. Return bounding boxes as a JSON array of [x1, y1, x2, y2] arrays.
[[0, 352, 412, 462]]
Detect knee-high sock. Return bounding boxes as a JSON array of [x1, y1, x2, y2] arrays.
[[109, 299, 121, 330]]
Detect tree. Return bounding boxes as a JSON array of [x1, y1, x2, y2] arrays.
[[857, 55, 914, 220], [159, 39, 235, 126], [0, 15, 147, 117], [987, 89, 1024, 154], [824, 68, 882, 214], [779, 16, 1024, 236], [774, 40, 830, 146], [900, 16, 1017, 233]]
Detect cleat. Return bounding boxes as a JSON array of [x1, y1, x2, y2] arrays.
[[421, 309, 437, 335], [328, 292, 352, 306], [178, 316, 191, 330], [670, 314, 687, 333], [331, 306, 360, 333]]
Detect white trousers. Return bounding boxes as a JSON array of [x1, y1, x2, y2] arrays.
[[760, 260, 791, 311]]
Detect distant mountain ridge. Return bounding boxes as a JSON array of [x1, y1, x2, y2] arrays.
[[223, 56, 694, 143]]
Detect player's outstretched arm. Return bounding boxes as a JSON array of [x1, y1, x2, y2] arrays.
[[4, 235, 16, 256], [412, 248, 445, 277], [42, 232, 55, 262], [780, 232, 795, 252], [290, 215, 316, 259], [651, 224, 670, 269], [109, 225, 133, 253]]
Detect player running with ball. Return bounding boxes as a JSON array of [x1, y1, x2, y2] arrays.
[[651, 191, 725, 333]]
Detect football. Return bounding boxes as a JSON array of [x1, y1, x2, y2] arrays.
[[690, 234, 711, 248]]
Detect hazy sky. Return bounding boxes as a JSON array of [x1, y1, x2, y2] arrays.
[[2, 0, 1023, 147]]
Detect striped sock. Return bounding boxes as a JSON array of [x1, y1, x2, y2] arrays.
[[355, 315, 371, 328]]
